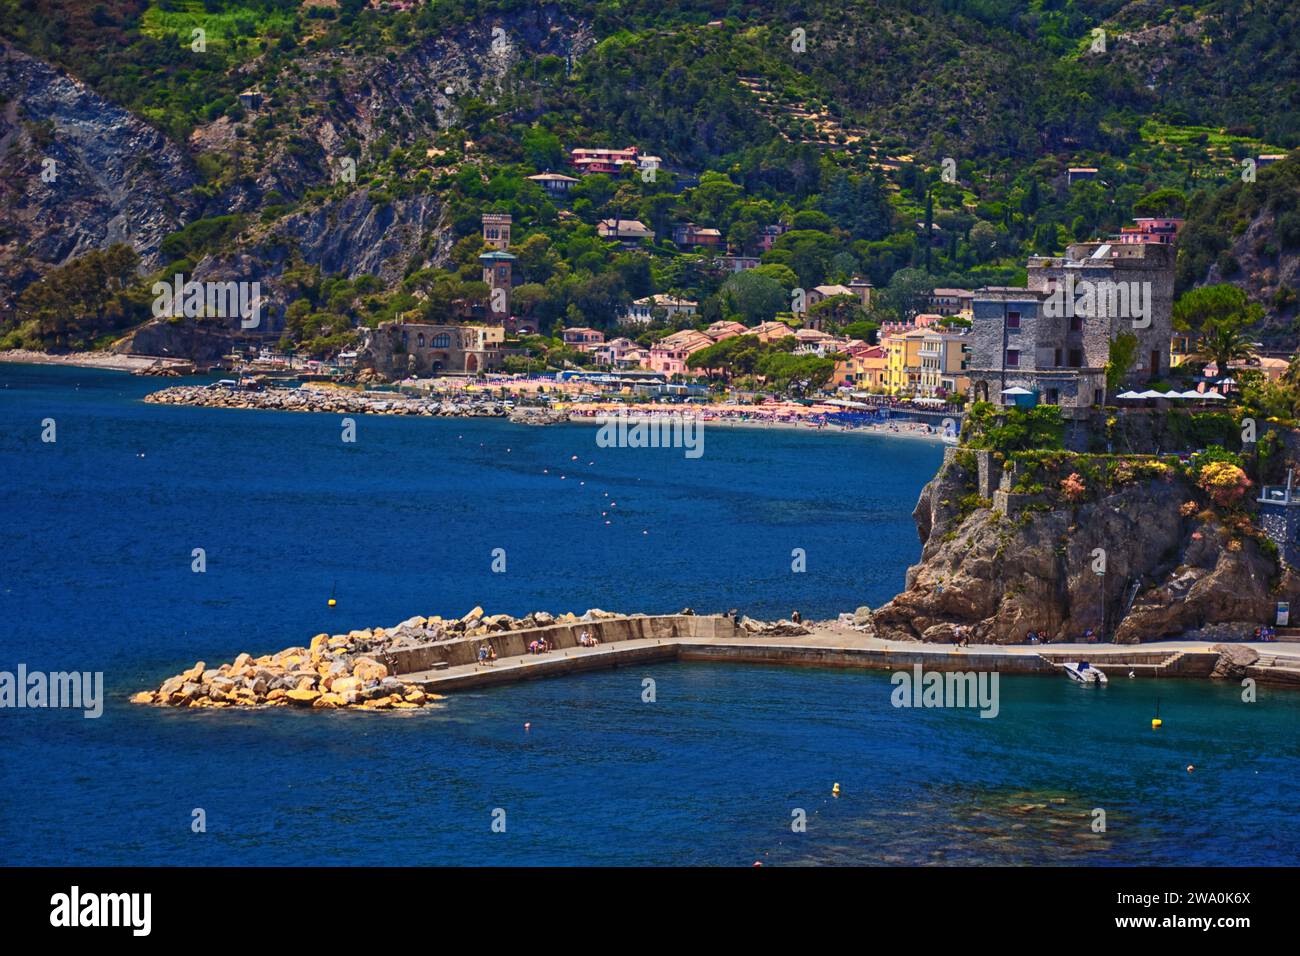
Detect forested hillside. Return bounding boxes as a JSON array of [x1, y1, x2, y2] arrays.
[[1, 0, 1296, 354]]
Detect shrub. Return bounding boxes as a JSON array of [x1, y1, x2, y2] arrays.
[[1197, 461, 1252, 507]]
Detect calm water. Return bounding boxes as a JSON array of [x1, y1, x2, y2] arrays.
[[1, 363, 1297, 866]]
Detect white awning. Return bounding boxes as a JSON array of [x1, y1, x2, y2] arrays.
[[1001, 386, 1033, 395]]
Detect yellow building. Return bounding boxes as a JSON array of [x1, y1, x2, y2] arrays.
[[882, 327, 928, 395]]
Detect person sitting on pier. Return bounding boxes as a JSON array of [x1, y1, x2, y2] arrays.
[[528, 639, 541, 655], [478, 645, 490, 665]]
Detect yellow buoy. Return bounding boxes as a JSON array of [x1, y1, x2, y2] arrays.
[[1151, 717, 1162, 728], [328, 598, 337, 607], [832, 783, 841, 797]]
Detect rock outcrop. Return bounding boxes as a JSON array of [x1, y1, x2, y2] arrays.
[[872, 453, 1294, 644]]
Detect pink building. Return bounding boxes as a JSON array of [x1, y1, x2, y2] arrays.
[[570, 146, 639, 175], [1115, 217, 1184, 245], [648, 329, 714, 376], [562, 327, 605, 351]]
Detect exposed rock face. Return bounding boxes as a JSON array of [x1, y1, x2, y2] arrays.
[[872, 456, 1292, 645], [0, 41, 199, 308]]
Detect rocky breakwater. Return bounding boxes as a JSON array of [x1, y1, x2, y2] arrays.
[[131, 607, 625, 711], [144, 383, 507, 418], [872, 448, 1300, 645]]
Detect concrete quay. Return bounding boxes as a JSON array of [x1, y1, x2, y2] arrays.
[[391, 614, 1300, 693]]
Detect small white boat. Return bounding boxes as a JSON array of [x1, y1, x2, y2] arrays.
[[1063, 661, 1108, 684]]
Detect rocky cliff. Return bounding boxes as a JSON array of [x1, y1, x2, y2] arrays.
[[872, 450, 1297, 644], [0, 41, 200, 309]]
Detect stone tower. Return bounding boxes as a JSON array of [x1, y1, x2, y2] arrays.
[[478, 250, 516, 320], [482, 213, 512, 251]]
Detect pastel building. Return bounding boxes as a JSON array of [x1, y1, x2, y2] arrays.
[[625, 294, 697, 325], [834, 345, 887, 389]]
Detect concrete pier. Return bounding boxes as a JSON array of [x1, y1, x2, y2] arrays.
[[391, 614, 1300, 693]]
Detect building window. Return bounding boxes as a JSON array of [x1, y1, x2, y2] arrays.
[[1005, 349, 1020, 367], [417, 333, 425, 348], [1069, 315, 1083, 332], [1068, 349, 1082, 368], [1006, 311, 1021, 329], [1054, 348, 1062, 366], [1045, 389, 1059, 405], [432, 333, 450, 348]]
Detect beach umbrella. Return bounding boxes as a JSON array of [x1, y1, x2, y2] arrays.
[[1200, 390, 1227, 400], [1115, 390, 1142, 399], [1000, 386, 1033, 395], [1137, 390, 1166, 399]]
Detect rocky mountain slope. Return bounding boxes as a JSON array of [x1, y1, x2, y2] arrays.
[[0, 41, 199, 309]]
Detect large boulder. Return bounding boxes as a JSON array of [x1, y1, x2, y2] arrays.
[[1210, 643, 1260, 680]]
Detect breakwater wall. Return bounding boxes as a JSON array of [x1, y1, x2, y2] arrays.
[[144, 384, 508, 417], [389, 613, 741, 674]]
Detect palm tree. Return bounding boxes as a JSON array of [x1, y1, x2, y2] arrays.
[[1192, 322, 1254, 376]]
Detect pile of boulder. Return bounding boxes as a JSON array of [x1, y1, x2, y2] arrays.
[[144, 384, 508, 418], [131, 630, 443, 711], [738, 616, 811, 637]]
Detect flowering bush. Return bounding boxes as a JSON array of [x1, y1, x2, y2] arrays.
[[1179, 500, 1199, 517], [1196, 461, 1252, 507], [1061, 472, 1087, 502]]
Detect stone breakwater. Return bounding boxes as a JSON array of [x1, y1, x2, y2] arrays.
[[132, 607, 815, 711], [144, 383, 508, 417]]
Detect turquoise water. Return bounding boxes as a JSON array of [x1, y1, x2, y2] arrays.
[[1, 364, 1297, 866]]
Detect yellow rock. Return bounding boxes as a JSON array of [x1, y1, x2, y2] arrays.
[[181, 661, 206, 682], [368, 697, 392, 709], [130, 692, 155, 705], [352, 659, 388, 681], [282, 654, 303, 667], [331, 676, 361, 697], [404, 690, 427, 704], [391, 701, 417, 709], [310, 634, 329, 651], [267, 689, 287, 701], [427, 693, 448, 701], [313, 693, 344, 708], [286, 689, 321, 705], [232, 653, 252, 670]]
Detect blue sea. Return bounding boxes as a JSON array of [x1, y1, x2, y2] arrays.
[[1, 363, 1298, 866]]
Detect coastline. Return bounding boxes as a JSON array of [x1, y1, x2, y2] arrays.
[[138, 382, 949, 441], [0, 349, 193, 372]]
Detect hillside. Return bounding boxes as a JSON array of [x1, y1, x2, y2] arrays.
[[0, 0, 1297, 353]]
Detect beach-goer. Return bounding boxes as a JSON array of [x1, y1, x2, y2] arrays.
[[478, 645, 489, 665], [791, 610, 802, 624]]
